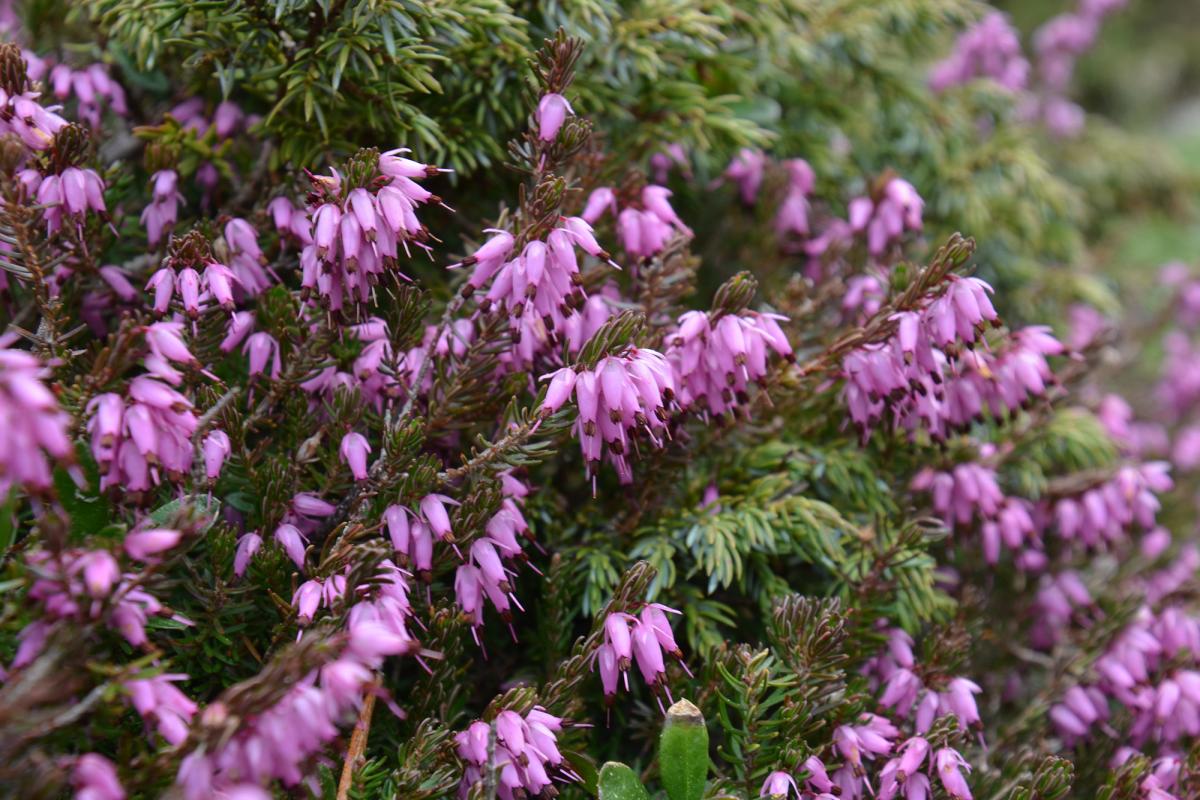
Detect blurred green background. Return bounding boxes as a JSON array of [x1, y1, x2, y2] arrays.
[[1006, 0, 1200, 271]]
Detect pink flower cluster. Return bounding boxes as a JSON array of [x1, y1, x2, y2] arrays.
[[346, 560, 420, 658], [583, 185, 691, 260], [453, 216, 614, 368], [454, 473, 536, 644], [885, 740, 973, 800], [833, 713, 900, 778], [912, 462, 1040, 564], [299, 316, 476, 411], [665, 308, 793, 418], [840, 276, 1013, 434], [775, 159, 816, 243], [1029, 570, 1093, 649], [928, 12, 1029, 93], [758, 714, 973, 800], [1025, 0, 1128, 137], [250, 491, 333, 573], [19, 542, 182, 654], [124, 672, 198, 746], [594, 605, 686, 709], [0, 345, 72, 495], [0, 75, 67, 150], [48, 62, 128, 127], [291, 573, 347, 624], [847, 177, 923, 258], [1050, 463, 1172, 548], [178, 578, 416, 796], [35, 165, 109, 235], [856, 320, 1064, 441], [866, 628, 983, 735], [291, 560, 417, 661], [382, 492, 459, 578], [1033, 1, 1126, 93], [760, 756, 840, 799], [146, 256, 241, 319], [1052, 605, 1200, 751], [296, 149, 449, 310], [914, 458, 1171, 566], [540, 348, 676, 483], [492, 284, 617, 375], [87, 374, 198, 493], [712, 151, 886, 277], [456, 707, 575, 799]]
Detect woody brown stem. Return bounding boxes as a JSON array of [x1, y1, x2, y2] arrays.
[[335, 689, 377, 800]]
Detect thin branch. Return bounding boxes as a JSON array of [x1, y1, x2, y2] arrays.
[[335, 690, 377, 800], [197, 385, 243, 433]]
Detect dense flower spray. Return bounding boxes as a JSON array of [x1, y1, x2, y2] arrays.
[[583, 184, 692, 260], [0, 11, 1193, 800], [929, 12, 1029, 92], [297, 148, 450, 310], [540, 347, 677, 484], [665, 308, 793, 418], [594, 604, 687, 709], [0, 342, 72, 494], [456, 707, 577, 798]]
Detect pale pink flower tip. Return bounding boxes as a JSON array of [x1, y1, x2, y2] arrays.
[[203, 430, 232, 480], [339, 431, 372, 481], [233, 532, 262, 577], [536, 93, 574, 141], [72, 753, 125, 800], [760, 770, 799, 798], [124, 528, 183, 560]]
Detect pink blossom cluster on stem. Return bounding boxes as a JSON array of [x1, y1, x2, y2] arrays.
[[582, 184, 692, 260], [843, 278, 1069, 441], [665, 307, 793, 418], [48, 62, 127, 128], [451, 216, 616, 371], [296, 149, 450, 310], [1051, 605, 1200, 752], [34, 163, 109, 236], [86, 325, 203, 492], [453, 472, 537, 645], [540, 347, 677, 484], [928, 12, 1029, 93], [1025, 0, 1128, 137], [912, 457, 1172, 566], [864, 627, 984, 735], [456, 706, 577, 799], [12, 529, 186, 668], [846, 177, 923, 259], [0, 343, 72, 495], [0, 66, 67, 149], [760, 713, 974, 800], [594, 605, 687, 710], [181, 559, 418, 796]]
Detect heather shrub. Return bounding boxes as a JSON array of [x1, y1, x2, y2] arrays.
[[0, 1, 1198, 799]]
